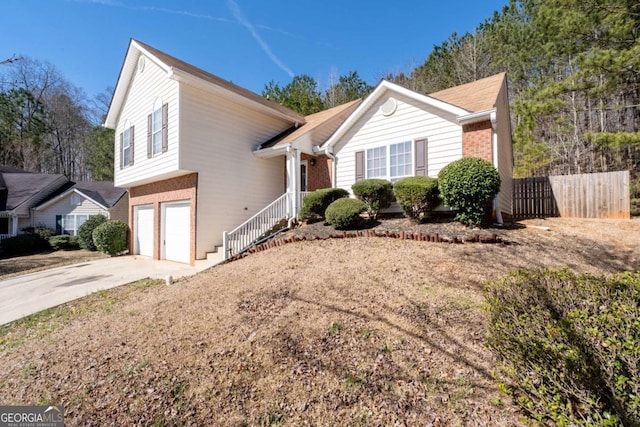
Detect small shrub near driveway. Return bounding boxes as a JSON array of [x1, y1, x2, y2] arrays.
[[325, 198, 367, 230], [93, 220, 129, 256], [393, 176, 440, 222], [351, 179, 393, 221], [438, 157, 500, 226], [1, 234, 50, 256], [48, 235, 80, 251], [77, 214, 107, 251], [299, 188, 349, 221], [485, 269, 640, 426]]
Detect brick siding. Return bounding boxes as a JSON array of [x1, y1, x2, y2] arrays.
[[302, 153, 332, 191], [462, 120, 493, 162]]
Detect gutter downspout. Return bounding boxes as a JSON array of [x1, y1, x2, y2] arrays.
[[490, 111, 503, 225], [316, 144, 337, 188]]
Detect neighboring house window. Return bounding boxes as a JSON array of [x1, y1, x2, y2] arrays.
[[365, 141, 413, 182], [120, 120, 135, 169], [56, 214, 89, 236], [71, 193, 82, 206], [148, 100, 168, 158], [0, 218, 9, 235]]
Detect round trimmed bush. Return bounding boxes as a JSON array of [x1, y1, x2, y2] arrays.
[[438, 157, 500, 226], [393, 176, 440, 222], [351, 179, 393, 221], [92, 220, 129, 256], [48, 235, 80, 251], [299, 188, 349, 220], [77, 214, 107, 251], [325, 198, 367, 230]]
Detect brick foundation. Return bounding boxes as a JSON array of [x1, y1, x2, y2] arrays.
[[129, 173, 198, 265], [462, 120, 493, 162]]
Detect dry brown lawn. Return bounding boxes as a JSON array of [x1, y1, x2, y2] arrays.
[[0, 218, 638, 426], [0, 250, 108, 279]]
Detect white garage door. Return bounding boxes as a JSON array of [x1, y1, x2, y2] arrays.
[[135, 205, 154, 257], [162, 202, 191, 264]]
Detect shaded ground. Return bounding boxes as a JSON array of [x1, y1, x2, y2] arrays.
[[0, 218, 638, 426], [0, 250, 109, 280]]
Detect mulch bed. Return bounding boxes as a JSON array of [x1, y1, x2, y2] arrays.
[[227, 216, 516, 262]]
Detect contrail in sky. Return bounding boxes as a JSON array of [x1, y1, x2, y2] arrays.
[[69, 0, 298, 77], [226, 0, 295, 78]]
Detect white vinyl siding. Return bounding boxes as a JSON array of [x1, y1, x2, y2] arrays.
[[334, 92, 462, 193], [495, 81, 514, 215], [179, 83, 292, 259], [114, 56, 179, 187], [32, 193, 109, 232]]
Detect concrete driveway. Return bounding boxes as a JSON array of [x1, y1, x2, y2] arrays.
[[0, 255, 222, 325]]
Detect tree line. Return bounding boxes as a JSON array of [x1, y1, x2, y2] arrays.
[[267, 0, 639, 180], [0, 57, 114, 181]]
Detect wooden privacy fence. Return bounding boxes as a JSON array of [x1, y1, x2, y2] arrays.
[[513, 171, 630, 220]]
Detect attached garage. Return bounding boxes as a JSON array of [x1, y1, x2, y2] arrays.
[[162, 201, 191, 264], [134, 205, 154, 257]]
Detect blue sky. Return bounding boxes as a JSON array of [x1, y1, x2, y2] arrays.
[[1, 0, 508, 102]]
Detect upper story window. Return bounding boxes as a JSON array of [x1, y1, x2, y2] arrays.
[[120, 119, 134, 169], [366, 141, 412, 182], [148, 99, 168, 158]]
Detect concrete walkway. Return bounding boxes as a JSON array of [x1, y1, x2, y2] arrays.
[[0, 254, 223, 326]]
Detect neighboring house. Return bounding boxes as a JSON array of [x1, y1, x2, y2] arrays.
[[105, 40, 513, 264], [0, 166, 127, 239], [32, 181, 129, 235]]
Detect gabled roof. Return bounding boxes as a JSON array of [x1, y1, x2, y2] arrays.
[[256, 99, 362, 155], [429, 72, 506, 112], [320, 79, 470, 151], [33, 181, 127, 211], [0, 172, 67, 212], [105, 39, 305, 128]]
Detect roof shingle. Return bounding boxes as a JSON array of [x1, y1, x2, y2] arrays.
[[429, 72, 506, 112]]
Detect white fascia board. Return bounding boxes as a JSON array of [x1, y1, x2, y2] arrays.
[[457, 108, 496, 125], [253, 144, 290, 158], [321, 80, 470, 152]]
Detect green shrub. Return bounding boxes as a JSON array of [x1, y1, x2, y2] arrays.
[[351, 179, 393, 221], [1, 234, 50, 256], [48, 235, 80, 251], [438, 157, 501, 226], [22, 225, 56, 240], [77, 214, 107, 251], [299, 188, 349, 220], [393, 176, 440, 222], [485, 269, 640, 426], [92, 220, 129, 256], [325, 198, 367, 230]]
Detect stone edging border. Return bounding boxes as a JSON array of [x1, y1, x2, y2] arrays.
[[224, 229, 506, 263]]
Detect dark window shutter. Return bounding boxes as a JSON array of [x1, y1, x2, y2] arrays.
[[147, 114, 152, 158], [119, 133, 124, 169], [129, 125, 135, 166], [414, 138, 427, 176], [162, 103, 168, 153], [355, 150, 365, 182], [55, 215, 62, 234]]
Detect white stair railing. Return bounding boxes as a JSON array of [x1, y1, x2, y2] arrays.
[[223, 193, 290, 259]]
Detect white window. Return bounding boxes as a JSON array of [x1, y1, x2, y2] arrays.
[[366, 141, 413, 182], [366, 146, 387, 178], [62, 214, 89, 236], [123, 126, 132, 167], [390, 141, 412, 182], [152, 107, 162, 156]]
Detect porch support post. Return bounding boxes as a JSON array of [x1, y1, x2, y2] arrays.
[[285, 147, 299, 218], [11, 215, 18, 236]]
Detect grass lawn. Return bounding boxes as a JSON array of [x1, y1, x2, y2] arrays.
[[0, 249, 108, 279], [0, 218, 638, 425]]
